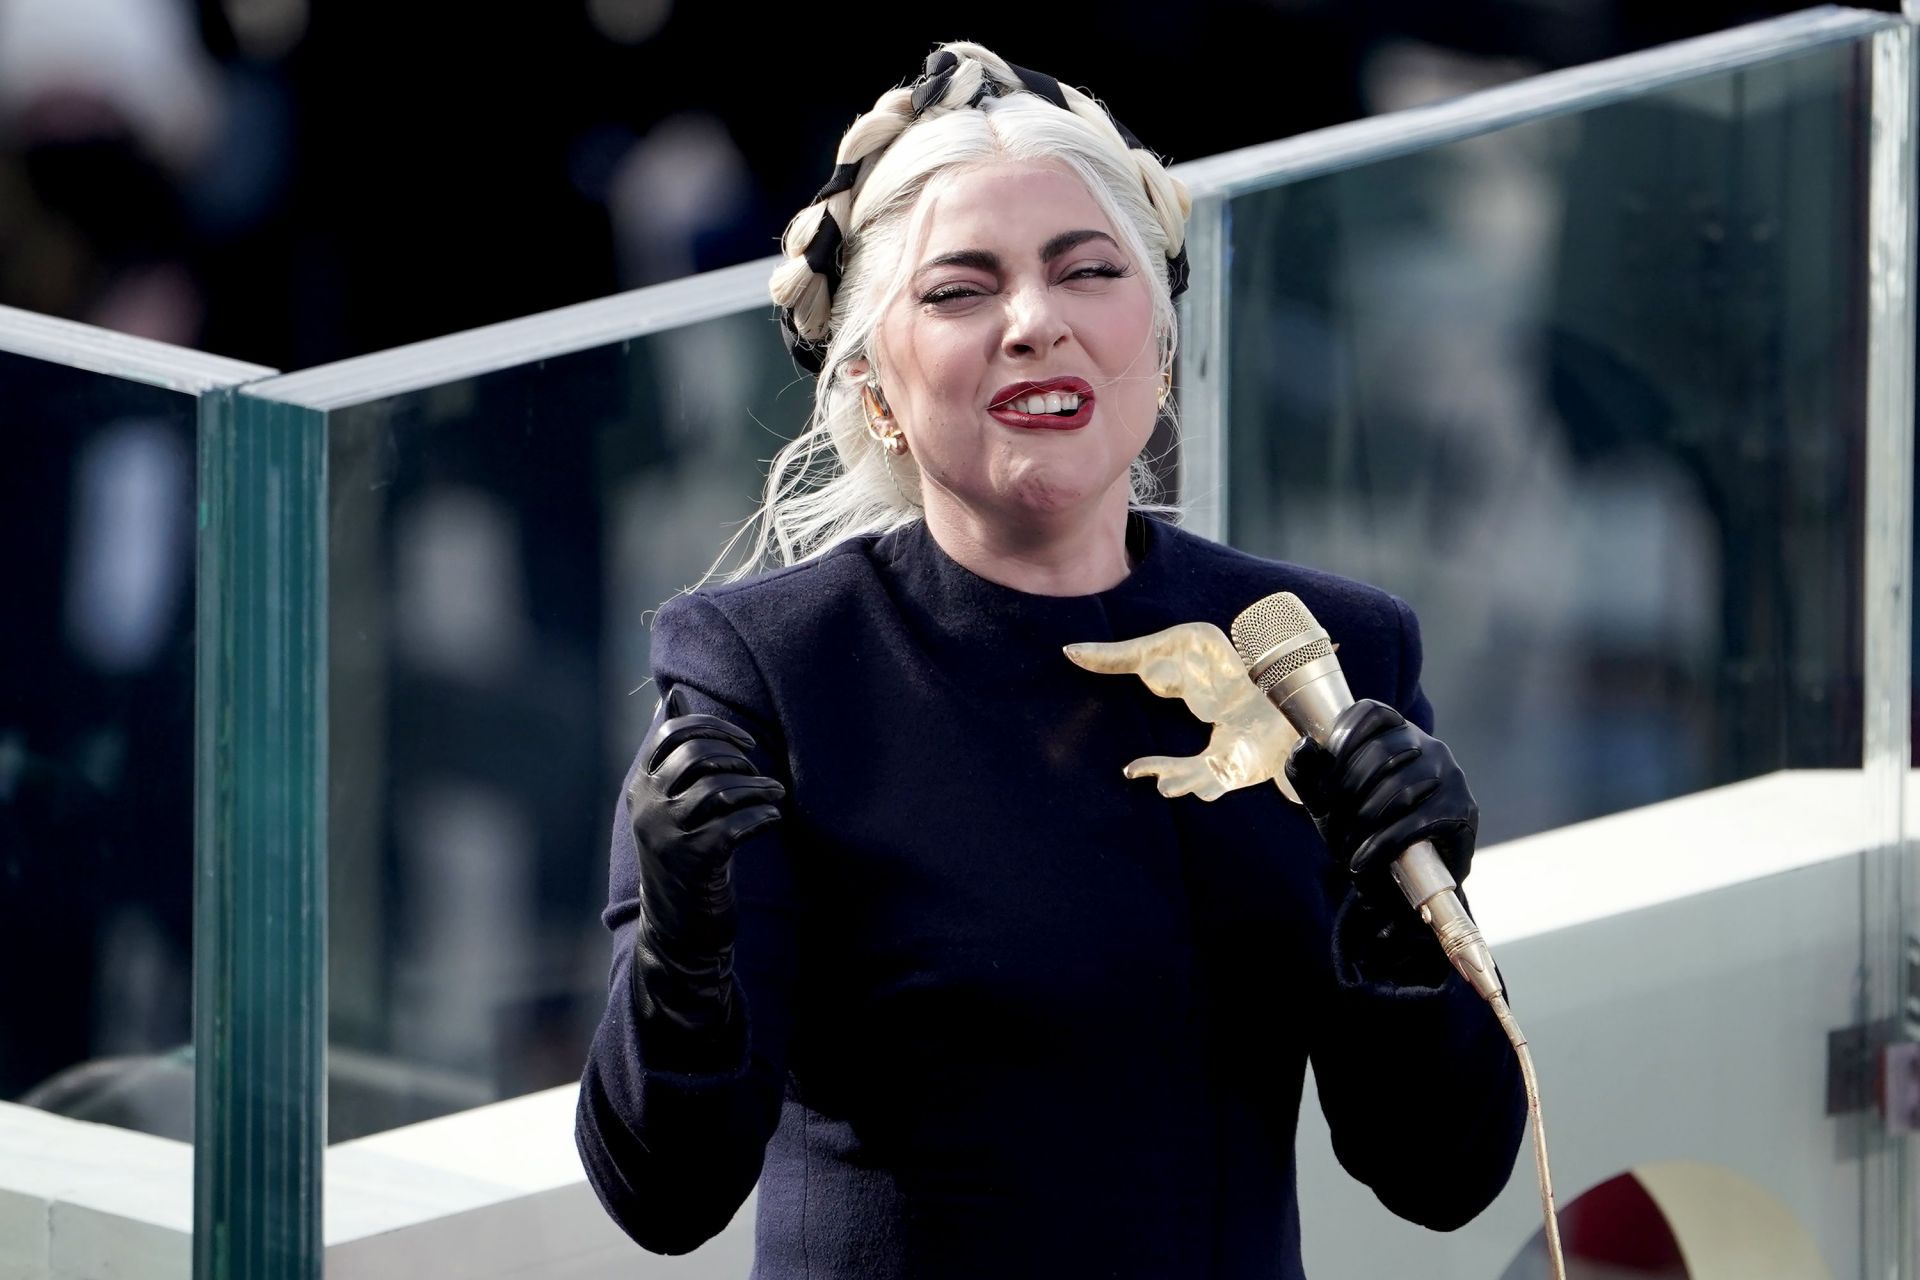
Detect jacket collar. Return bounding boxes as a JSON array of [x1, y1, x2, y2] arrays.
[[871, 510, 1177, 668]]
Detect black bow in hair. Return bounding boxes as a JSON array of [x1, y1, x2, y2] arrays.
[[781, 50, 1189, 375]]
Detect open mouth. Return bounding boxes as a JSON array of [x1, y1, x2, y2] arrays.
[[987, 377, 1096, 430], [987, 396, 1095, 431], [997, 393, 1085, 416]]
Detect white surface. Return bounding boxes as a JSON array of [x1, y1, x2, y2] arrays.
[[323, 1092, 755, 1279], [0, 1103, 191, 1280], [1295, 771, 1887, 1278], [1468, 768, 1872, 945], [0, 1087, 753, 1279]]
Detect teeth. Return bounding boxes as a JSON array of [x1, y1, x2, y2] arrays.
[[1012, 392, 1082, 414]]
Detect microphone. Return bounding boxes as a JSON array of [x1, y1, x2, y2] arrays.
[[1228, 591, 1503, 1004]]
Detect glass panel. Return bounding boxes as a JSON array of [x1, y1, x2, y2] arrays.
[[1224, 33, 1900, 1280], [1, 353, 198, 1137], [1227, 37, 1869, 842], [245, 309, 806, 1142], [0, 317, 272, 1276]]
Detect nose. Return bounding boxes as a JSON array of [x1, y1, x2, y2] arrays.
[[1000, 280, 1070, 360]]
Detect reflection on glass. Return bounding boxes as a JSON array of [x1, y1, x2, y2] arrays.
[[0, 351, 199, 1142], [323, 309, 809, 1138], [1227, 41, 1867, 842]]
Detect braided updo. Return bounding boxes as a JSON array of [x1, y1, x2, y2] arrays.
[[706, 41, 1192, 585]]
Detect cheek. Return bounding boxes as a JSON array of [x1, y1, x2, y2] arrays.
[[900, 341, 982, 429], [1092, 317, 1160, 408], [1085, 295, 1159, 387], [1102, 298, 1158, 366]]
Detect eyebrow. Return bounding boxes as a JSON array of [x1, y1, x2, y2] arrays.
[[913, 229, 1121, 278]]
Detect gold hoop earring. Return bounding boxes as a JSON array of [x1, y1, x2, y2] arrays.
[[1157, 369, 1173, 408], [863, 377, 908, 457]]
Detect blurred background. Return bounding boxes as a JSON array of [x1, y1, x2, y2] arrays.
[[0, 0, 1901, 1186], [0, 0, 1889, 367]]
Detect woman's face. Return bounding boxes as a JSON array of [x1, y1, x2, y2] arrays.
[[868, 159, 1160, 532]]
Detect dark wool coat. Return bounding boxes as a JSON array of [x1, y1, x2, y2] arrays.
[[577, 510, 1525, 1278]]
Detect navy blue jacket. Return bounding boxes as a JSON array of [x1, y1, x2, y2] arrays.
[[577, 511, 1525, 1278]]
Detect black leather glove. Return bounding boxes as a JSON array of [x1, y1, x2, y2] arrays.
[[1284, 699, 1478, 911], [628, 684, 785, 1069]]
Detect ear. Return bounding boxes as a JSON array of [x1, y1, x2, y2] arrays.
[[840, 357, 871, 382]]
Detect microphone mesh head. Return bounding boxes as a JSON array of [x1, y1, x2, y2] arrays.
[[1230, 592, 1331, 690]]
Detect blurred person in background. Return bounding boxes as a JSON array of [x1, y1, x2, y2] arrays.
[[0, 0, 224, 343]]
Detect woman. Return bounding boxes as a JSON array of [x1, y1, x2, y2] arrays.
[[576, 42, 1525, 1277]]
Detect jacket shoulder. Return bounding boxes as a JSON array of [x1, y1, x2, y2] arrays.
[[649, 536, 887, 694], [665, 535, 883, 636], [1160, 522, 1412, 635], [645, 538, 887, 752], [1156, 521, 1422, 717]]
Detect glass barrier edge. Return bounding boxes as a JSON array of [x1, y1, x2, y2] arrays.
[[1174, 195, 1230, 541], [194, 390, 328, 1280], [0, 304, 274, 393], [244, 258, 777, 412], [1177, 7, 1901, 202], [1863, 20, 1918, 1279]]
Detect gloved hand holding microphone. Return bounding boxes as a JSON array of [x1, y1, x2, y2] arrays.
[[1283, 698, 1481, 985], [1229, 589, 1493, 997], [1283, 698, 1479, 912]]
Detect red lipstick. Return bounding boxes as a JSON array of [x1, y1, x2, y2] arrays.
[[987, 376, 1095, 431]]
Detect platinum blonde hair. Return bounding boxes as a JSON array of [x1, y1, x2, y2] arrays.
[[703, 41, 1192, 586]]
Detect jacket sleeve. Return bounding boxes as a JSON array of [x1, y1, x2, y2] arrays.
[[1305, 594, 1527, 1231], [575, 590, 800, 1255]]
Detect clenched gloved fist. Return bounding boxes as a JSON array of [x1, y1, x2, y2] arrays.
[[628, 684, 785, 1061], [1283, 698, 1478, 911]]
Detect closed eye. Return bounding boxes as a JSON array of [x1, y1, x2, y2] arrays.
[[920, 263, 1133, 306], [921, 283, 987, 305]]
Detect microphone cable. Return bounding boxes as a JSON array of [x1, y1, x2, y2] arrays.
[[1431, 906, 1565, 1280]]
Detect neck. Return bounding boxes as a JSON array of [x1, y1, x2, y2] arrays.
[[920, 487, 1134, 597]]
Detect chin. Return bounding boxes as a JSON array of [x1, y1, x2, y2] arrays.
[[994, 472, 1119, 520]]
